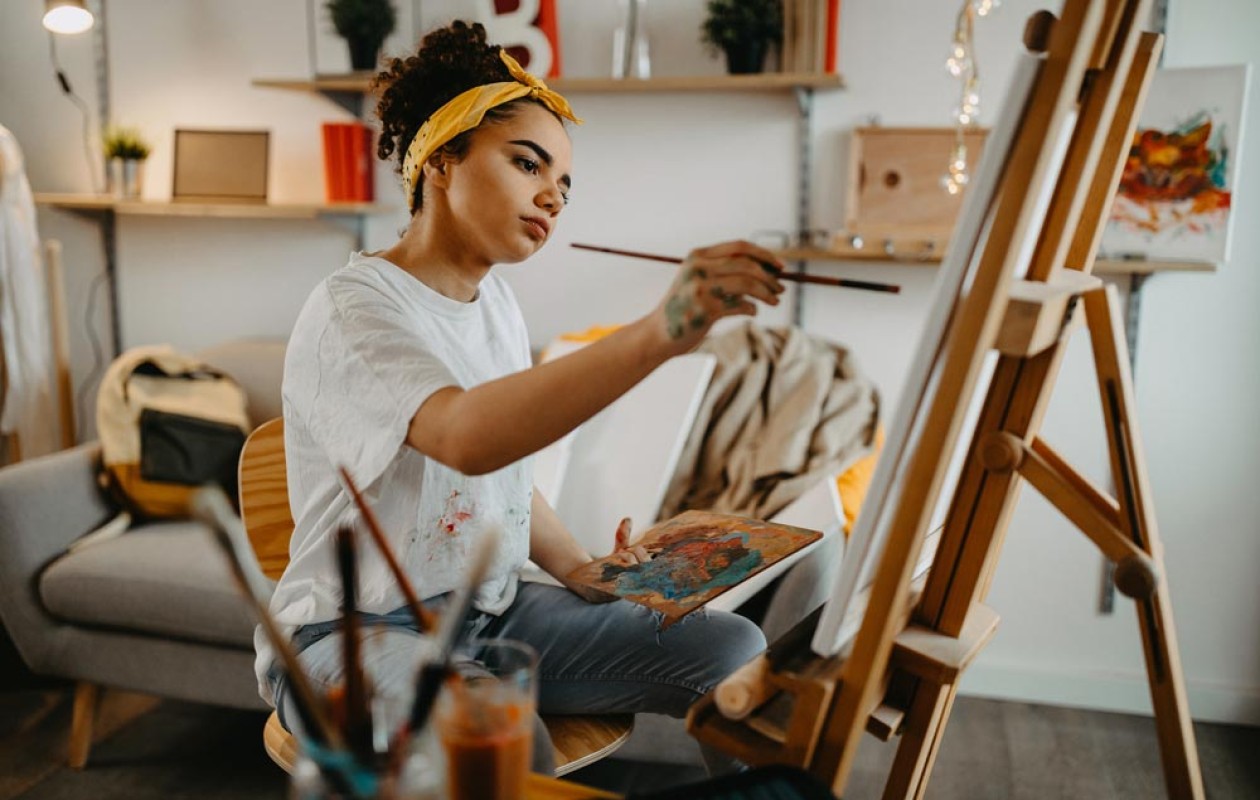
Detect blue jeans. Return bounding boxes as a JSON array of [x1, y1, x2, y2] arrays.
[[271, 582, 766, 775]]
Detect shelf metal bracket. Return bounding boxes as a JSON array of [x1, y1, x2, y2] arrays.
[[793, 85, 812, 118], [323, 90, 367, 117], [792, 87, 815, 327], [319, 211, 370, 252], [51, 205, 121, 357]]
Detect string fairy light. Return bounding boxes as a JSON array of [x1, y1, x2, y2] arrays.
[[942, 0, 999, 195]]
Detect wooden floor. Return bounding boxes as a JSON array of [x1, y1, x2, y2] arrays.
[[2, 684, 1257, 799]]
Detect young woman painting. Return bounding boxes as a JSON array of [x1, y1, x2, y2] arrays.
[[259, 20, 785, 774]]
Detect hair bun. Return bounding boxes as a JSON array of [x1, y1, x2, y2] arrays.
[[374, 21, 511, 169]]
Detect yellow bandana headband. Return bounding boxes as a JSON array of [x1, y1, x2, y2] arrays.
[[401, 50, 582, 212]]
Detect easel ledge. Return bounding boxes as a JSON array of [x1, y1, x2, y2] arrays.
[[688, 1, 1206, 798]]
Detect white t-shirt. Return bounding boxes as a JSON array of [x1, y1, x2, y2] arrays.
[[254, 252, 534, 703]]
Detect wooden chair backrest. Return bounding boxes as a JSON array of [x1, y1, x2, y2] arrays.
[[238, 417, 293, 580]]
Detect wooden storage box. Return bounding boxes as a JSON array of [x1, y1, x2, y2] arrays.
[[844, 126, 989, 245]]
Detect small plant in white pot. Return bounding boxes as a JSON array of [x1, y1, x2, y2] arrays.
[[102, 126, 151, 199]]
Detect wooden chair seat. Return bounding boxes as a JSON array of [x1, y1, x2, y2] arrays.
[[263, 710, 633, 777], [242, 419, 633, 778]]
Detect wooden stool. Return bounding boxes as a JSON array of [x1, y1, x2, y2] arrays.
[[263, 710, 633, 777]]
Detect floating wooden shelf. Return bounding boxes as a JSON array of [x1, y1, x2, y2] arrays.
[[1092, 258, 1216, 275], [552, 73, 844, 92], [35, 194, 391, 220], [777, 245, 942, 265], [778, 245, 1216, 275], [252, 74, 378, 94], [252, 72, 844, 97]]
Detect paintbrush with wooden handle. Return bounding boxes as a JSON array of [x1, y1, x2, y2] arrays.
[[191, 486, 344, 752], [571, 242, 901, 294], [401, 528, 500, 741], [337, 466, 439, 633]]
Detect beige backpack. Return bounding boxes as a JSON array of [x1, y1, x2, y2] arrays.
[[96, 345, 251, 518]]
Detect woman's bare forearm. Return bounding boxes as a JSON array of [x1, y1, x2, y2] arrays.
[[407, 240, 785, 475], [407, 315, 670, 474]]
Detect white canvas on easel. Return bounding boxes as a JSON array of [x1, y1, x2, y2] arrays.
[[812, 54, 1045, 656]]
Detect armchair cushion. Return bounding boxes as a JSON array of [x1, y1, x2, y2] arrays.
[[39, 522, 256, 649]]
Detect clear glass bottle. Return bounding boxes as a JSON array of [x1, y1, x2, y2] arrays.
[[612, 0, 651, 79]]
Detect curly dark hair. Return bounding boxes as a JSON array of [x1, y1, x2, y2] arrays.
[[373, 21, 551, 213]]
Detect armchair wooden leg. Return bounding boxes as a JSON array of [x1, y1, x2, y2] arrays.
[[69, 682, 99, 769]]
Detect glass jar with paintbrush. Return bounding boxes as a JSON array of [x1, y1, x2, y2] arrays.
[[288, 526, 450, 800], [288, 518, 504, 798], [287, 665, 447, 800], [434, 638, 539, 800]]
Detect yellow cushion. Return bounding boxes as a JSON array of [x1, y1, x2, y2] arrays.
[[540, 324, 626, 363], [558, 324, 624, 344], [836, 426, 884, 536]]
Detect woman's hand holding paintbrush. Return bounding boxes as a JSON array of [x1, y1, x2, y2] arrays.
[[643, 240, 788, 356]]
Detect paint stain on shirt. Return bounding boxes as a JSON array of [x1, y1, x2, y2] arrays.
[[439, 489, 474, 536]]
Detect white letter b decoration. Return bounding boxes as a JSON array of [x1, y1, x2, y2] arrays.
[[475, 0, 553, 78]]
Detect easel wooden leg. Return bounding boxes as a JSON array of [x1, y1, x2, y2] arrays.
[[1085, 286, 1204, 799], [882, 681, 957, 800]]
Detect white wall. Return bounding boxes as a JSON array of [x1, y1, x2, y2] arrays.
[[1, 0, 1256, 724]]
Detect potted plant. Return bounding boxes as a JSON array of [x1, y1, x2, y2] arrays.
[[101, 126, 151, 199], [700, 0, 783, 75], [326, 0, 397, 72]]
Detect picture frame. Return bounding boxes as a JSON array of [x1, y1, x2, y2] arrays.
[[172, 129, 270, 203]]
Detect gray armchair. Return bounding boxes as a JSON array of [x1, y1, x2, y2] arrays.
[[0, 339, 285, 766]]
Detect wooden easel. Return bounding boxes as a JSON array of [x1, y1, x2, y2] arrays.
[[688, 1, 1206, 797]]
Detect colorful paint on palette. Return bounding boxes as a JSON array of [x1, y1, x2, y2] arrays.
[[566, 510, 822, 626], [597, 531, 765, 601]]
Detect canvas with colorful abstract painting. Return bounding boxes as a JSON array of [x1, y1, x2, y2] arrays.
[[564, 510, 822, 627], [1101, 64, 1250, 264]]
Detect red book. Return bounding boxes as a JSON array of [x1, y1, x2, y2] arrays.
[[337, 124, 355, 204], [349, 123, 374, 202], [825, 0, 840, 75], [321, 122, 346, 202]]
